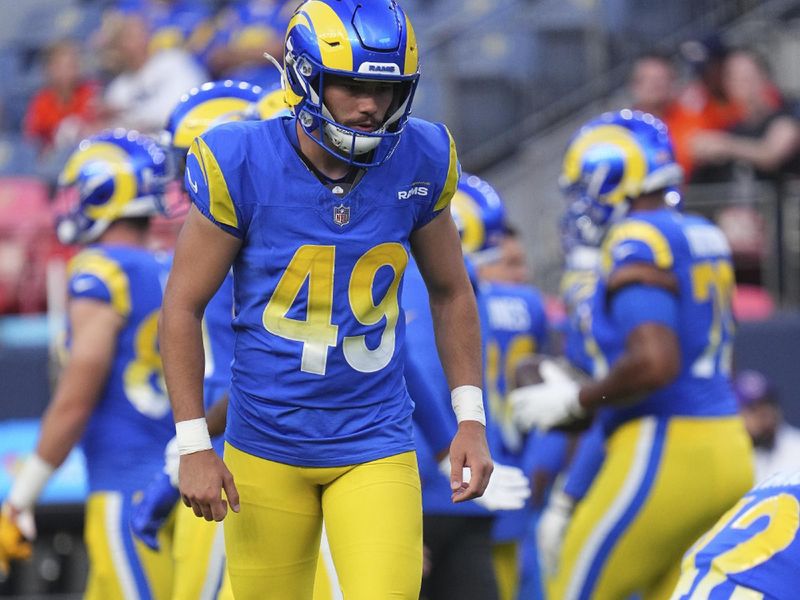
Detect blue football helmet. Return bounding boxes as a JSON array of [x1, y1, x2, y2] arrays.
[[282, 0, 420, 167], [450, 173, 507, 265], [164, 80, 265, 152], [559, 109, 683, 246], [56, 130, 170, 244]]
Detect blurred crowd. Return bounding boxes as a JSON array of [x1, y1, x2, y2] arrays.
[[0, 1, 799, 319]]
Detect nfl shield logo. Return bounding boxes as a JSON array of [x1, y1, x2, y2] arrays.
[[333, 204, 350, 227]]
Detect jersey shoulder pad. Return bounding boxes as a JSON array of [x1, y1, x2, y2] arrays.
[[602, 213, 677, 274], [404, 118, 460, 215], [185, 120, 261, 237], [67, 248, 132, 317]]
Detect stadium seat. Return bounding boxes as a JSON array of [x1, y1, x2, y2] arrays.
[[0, 177, 53, 314]]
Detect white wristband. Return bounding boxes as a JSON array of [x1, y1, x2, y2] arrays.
[[8, 454, 55, 510], [451, 385, 486, 426], [175, 418, 212, 456]]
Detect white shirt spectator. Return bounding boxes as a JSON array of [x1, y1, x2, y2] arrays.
[[105, 48, 206, 134], [754, 423, 800, 483]]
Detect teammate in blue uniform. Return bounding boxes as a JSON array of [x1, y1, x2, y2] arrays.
[[0, 131, 175, 599], [511, 110, 754, 599], [130, 79, 280, 600], [159, 2, 492, 598], [672, 469, 800, 600], [451, 174, 553, 600]]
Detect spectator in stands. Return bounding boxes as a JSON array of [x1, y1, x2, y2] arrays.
[[735, 369, 800, 482], [628, 49, 739, 181], [205, 0, 293, 88], [100, 11, 206, 134], [691, 49, 800, 180], [23, 40, 100, 153], [116, 0, 215, 65]]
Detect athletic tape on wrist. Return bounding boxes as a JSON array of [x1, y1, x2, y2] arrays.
[[451, 385, 486, 426], [175, 418, 212, 455], [8, 454, 55, 510]]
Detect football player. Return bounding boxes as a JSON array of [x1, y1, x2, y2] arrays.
[[1, 131, 175, 598], [671, 469, 800, 599], [451, 174, 554, 600], [159, 1, 492, 598], [511, 110, 754, 599], [131, 79, 282, 600]]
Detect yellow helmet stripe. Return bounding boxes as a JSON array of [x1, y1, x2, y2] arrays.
[[61, 142, 137, 222], [173, 97, 253, 149], [451, 190, 485, 254], [562, 125, 647, 205], [296, 1, 353, 71], [601, 220, 674, 273], [68, 250, 132, 317], [434, 127, 460, 212], [404, 14, 419, 75], [187, 137, 239, 229]]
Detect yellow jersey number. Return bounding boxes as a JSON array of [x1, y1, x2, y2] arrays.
[[690, 259, 735, 378], [122, 309, 170, 418], [671, 493, 800, 600], [262, 243, 408, 375]]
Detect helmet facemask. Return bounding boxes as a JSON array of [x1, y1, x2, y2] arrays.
[[284, 41, 419, 168]]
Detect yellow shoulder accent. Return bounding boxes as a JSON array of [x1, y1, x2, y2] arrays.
[[434, 128, 459, 212], [188, 137, 239, 229], [601, 220, 674, 273], [67, 250, 132, 317]]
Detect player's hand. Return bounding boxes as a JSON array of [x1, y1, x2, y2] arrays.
[[0, 503, 34, 576], [537, 489, 576, 577], [510, 360, 586, 432], [179, 450, 239, 522], [130, 472, 181, 551], [447, 421, 493, 503]]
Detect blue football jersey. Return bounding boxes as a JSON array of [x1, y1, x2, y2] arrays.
[[483, 281, 548, 454], [481, 281, 549, 541], [403, 257, 492, 517], [560, 246, 610, 379], [66, 245, 174, 492], [595, 208, 738, 432], [202, 272, 235, 403], [186, 116, 459, 467], [673, 470, 800, 600]]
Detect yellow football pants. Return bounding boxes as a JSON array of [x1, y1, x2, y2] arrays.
[[223, 444, 422, 600], [548, 415, 753, 600], [84, 491, 173, 600]]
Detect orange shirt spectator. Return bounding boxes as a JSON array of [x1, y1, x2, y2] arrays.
[[23, 40, 100, 150]]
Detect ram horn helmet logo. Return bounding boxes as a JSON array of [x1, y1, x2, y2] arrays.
[[333, 204, 350, 227]]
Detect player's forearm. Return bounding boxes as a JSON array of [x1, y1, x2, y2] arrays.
[[160, 305, 207, 422], [428, 286, 483, 389], [206, 395, 229, 438], [35, 356, 108, 467], [35, 396, 93, 468]]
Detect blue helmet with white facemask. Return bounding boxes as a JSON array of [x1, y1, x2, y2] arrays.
[[282, 0, 420, 167], [559, 110, 683, 247]]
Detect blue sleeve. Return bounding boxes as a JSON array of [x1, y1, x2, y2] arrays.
[[523, 430, 570, 475], [415, 123, 460, 230], [610, 284, 679, 338], [68, 272, 112, 304], [563, 422, 605, 501], [66, 251, 132, 318], [406, 344, 457, 456], [185, 125, 250, 238]]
